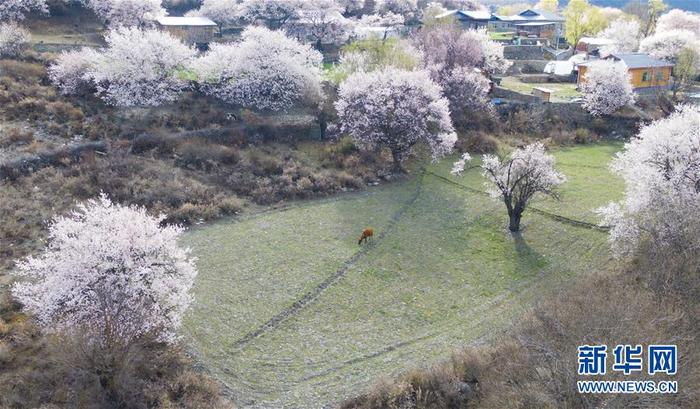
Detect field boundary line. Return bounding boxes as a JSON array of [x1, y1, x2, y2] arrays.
[[424, 170, 610, 232], [229, 169, 427, 352]]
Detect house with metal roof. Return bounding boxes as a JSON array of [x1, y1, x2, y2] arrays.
[[577, 53, 674, 91], [155, 16, 218, 47], [496, 9, 565, 43], [434, 9, 499, 30]]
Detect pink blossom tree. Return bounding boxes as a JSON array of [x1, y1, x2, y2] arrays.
[[452, 142, 567, 232], [579, 60, 634, 116], [0, 0, 47, 21], [0, 21, 31, 57], [11, 194, 198, 346], [335, 68, 457, 172], [191, 26, 323, 111], [439, 65, 492, 122], [88, 27, 196, 106], [597, 106, 699, 256]]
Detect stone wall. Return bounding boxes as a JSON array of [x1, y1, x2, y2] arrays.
[[504, 45, 547, 60]]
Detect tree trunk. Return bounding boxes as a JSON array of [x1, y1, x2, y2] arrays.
[[508, 212, 521, 232], [391, 149, 404, 173]]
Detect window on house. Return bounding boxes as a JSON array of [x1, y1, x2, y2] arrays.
[[642, 71, 650, 82], [656, 71, 664, 81]]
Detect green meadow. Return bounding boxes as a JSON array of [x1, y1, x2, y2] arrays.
[[181, 142, 623, 408]]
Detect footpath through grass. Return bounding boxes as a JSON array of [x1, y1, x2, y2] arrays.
[[181, 143, 623, 408]]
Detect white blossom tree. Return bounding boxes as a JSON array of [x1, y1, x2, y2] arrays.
[[87, 0, 166, 27], [48, 48, 99, 95], [452, 142, 567, 232], [579, 60, 634, 116], [597, 106, 699, 256], [0, 22, 31, 57], [598, 18, 640, 55], [0, 0, 47, 21], [187, 0, 242, 27], [237, 0, 304, 29], [11, 194, 197, 346], [88, 27, 196, 106], [191, 26, 323, 111], [335, 68, 457, 171], [656, 9, 700, 36], [355, 12, 405, 40], [286, 0, 352, 48], [639, 29, 700, 64], [330, 37, 421, 83]]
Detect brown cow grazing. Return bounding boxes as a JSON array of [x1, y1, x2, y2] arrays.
[[358, 228, 374, 245]]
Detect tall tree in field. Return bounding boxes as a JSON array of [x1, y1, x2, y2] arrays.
[[0, 0, 47, 21], [335, 68, 457, 172], [579, 60, 634, 116], [88, 27, 196, 106], [12, 194, 198, 346], [191, 26, 323, 111], [597, 106, 699, 257], [452, 143, 566, 232]]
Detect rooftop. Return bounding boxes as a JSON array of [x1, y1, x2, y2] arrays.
[[156, 16, 217, 27], [578, 53, 674, 69], [517, 8, 565, 22], [610, 53, 674, 69]]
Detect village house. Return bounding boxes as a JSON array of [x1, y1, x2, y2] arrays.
[[434, 9, 496, 30], [577, 53, 674, 91], [155, 16, 218, 47], [498, 9, 565, 43]]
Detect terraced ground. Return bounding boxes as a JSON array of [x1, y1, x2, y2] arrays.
[[180, 142, 624, 408]]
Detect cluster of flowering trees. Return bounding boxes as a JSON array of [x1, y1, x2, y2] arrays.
[[579, 60, 634, 116], [452, 143, 566, 231], [49, 27, 195, 106], [49, 26, 324, 110], [598, 106, 699, 257], [12, 194, 197, 346]]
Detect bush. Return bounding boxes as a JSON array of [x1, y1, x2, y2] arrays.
[[455, 132, 499, 154], [0, 127, 34, 147], [0, 23, 31, 58]]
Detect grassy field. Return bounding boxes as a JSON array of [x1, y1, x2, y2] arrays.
[[500, 76, 581, 102], [180, 143, 623, 408]]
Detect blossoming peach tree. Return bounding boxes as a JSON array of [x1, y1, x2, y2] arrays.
[[12, 195, 197, 347], [334, 68, 457, 172], [452, 142, 566, 232]]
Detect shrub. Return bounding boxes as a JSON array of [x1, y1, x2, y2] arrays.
[[0, 127, 34, 147], [0, 23, 31, 58]]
